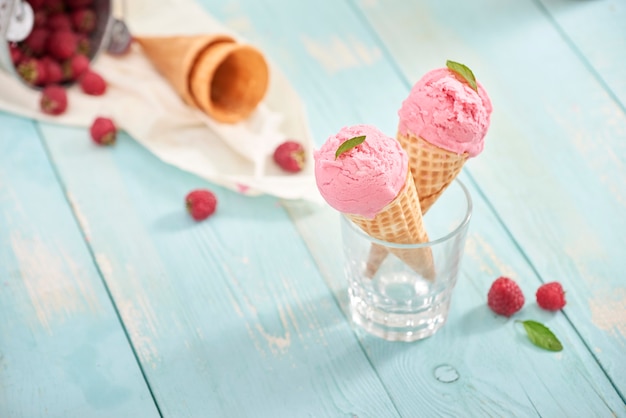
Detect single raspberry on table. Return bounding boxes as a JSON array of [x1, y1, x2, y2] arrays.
[[273, 140, 306, 173], [185, 189, 217, 221], [487, 276, 525, 317], [536, 282, 566, 311], [90, 117, 117, 145], [40, 85, 67, 115], [80, 70, 106, 95], [47, 30, 78, 60]]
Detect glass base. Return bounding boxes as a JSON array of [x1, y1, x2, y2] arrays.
[[348, 278, 452, 342]]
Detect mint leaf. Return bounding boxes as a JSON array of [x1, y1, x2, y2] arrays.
[[446, 60, 478, 92], [335, 135, 366, 159], [518, 320, 563, 352]]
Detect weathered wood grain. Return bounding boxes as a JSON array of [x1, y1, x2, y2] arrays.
[[37, 122, 400, 417], [209, 0, 626, 415], [0, 112, 159, 417], [354, 0, 626, 401], [538, 0, 626, 109]]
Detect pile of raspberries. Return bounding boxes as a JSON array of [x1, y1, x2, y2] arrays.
[[9, 0, 106, 99]]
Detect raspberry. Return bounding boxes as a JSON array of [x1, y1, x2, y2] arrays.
[[80, 70, 106, 95], [17, 58, 47, 85], [9, 43, 23, 65], [76, 34, 91, 55], [47, 30, 77, 60], [71, 8, 96, 34], [89, 117, 117, 145], [22, 27, 49, 56], [40, 85, 67, 115], [185, 189, 217, 221], [273, 140, 306, 173], [63, 54, 89, 80], [47, 13, 73, 31], [487, 276, 525, 317], [66, 0, 93, 9], [42, 56, 64, 84], [536, 282, 566, 311]]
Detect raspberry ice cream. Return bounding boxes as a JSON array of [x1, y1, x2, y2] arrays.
[[398, 67, 492, 157], [314, 124, 408, 219]]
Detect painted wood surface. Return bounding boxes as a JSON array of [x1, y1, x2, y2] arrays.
[[0, 113, 159, 417], [353, 0, 626, 397], [1, 0, 625, 417]]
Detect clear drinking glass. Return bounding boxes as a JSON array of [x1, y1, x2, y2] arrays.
[[340, 179, 472, 342]]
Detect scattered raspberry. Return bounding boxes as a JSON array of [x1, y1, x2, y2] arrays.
[[71, 8, 96, 33], [185, 189, 217, 221], [63, 54, 89, 80], [89, 117, 117, 145], [487, 276, 525, 317], [40, 85, 67, 115], [47, 13, 72, 31], [80, 70, 106, 95], [17, 58, 47, 85], [47, 30, 77, 60], [42, 56, 63, 84], [22, 27, 49, 56], [273, 140, 306, 173], [536, 282, 566, 311]]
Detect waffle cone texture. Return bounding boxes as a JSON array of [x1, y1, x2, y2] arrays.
[[347, 171, 435, 280], [135, 34, 269, 123], [397, 132, 468, 214]]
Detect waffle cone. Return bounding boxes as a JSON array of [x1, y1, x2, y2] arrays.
[[135, 35, 269, 123], [348, 171, 435, 279], [134, 34, 234, 106], [397, 132, 468, 214], [190, 42, 269, 123]]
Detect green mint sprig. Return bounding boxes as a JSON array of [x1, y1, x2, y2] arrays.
[[517, 320, 563, 352], [446, 60, 478, 92], [335, 135, 366, 159]]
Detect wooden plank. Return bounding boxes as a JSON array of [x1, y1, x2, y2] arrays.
[[37, 122, 401, 417], [538, 0, 626, 109], [353, 0, 626, 399], [201, 0, 625, 414], [0, 112, 159, 417]]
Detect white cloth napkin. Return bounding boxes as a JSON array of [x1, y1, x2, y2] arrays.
[[0, 0, 322, 203]]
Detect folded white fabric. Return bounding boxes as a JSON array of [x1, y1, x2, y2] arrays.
[[0, 0, 322, 203]]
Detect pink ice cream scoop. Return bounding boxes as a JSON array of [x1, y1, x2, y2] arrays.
[[314, 124, 408, 219], [398, 67, 493, 157]]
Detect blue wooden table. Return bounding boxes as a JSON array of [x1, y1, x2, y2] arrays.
[[2, 0, 625, 416]]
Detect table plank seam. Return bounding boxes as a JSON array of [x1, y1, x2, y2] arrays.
[[464, 170, 626, 406], [32, 120, 165, 418], [532, 0, 626, 115]]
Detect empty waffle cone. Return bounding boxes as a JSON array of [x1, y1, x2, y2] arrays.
[[397, 132, 468, 214], [190, 41, 269, 123], [134, 34, 234, 106], [135, 34, 269, 123], [348, 170, 435, 280]]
